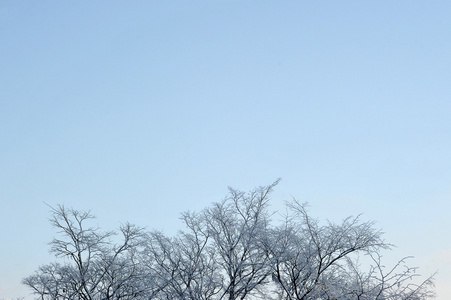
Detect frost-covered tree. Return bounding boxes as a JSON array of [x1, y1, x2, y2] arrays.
[[266, 200, 435, 300], [198, 180, 279, 300], [141, 227, 220, 300], [22, 205, 152, 300], [23, 183, 435, 300]]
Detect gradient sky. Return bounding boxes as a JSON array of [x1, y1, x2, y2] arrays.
[[1, 1, 450, 299]]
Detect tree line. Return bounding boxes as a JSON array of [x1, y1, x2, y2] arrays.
[[23, 181, 435, 299]]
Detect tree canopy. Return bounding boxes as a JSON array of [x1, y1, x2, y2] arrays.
[[23, 181, 435, 300]]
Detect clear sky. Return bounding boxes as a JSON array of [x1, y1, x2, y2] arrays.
[[1, 1, 450, 299]]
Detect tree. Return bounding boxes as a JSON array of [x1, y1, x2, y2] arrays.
[[199, 181, 279, 300], [23, 183, 435, 300], [266, 200, 435, 300], [342, 253, 436, 300], [23, 205, 151, 300], [141, 227, 220, 300]]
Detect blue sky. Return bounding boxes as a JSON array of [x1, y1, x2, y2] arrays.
[[1, 1, 450, 299]]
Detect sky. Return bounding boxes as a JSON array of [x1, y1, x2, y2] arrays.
[[1, 1, 450, 299]]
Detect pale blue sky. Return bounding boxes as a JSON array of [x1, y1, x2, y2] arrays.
[[1, 1, 450, 299]]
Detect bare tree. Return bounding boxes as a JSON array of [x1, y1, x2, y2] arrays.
[[142, 223, 220, 300], [267, 200, 435, 300], [200, 180, 279, 300], [23, 183, 435, 300], [176, 211, 222, 300], [338, 253, 436, 300], [22, 205, 150, 300]]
